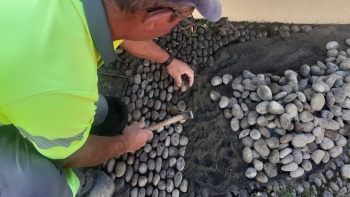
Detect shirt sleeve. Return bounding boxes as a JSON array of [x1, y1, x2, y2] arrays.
[[3, 91, 96, 160]]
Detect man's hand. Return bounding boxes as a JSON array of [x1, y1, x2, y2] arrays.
[[166, 58, 194, 87], [58, 122, 153, 168], [120, 40, 194, 87], [121, 122, 153, 152]]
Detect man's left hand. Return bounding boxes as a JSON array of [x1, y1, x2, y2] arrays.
[[166, 58, 194, 87]]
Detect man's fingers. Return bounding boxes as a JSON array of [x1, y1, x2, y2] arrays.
[[137, 121, 146, 128], [175, 76, 183, 87], [145, 130, 154, 140], [187, 73, 194, 87]]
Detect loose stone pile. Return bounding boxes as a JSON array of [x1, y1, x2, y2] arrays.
[[101, 60, 190, 197], [211, 39, 350, 183]]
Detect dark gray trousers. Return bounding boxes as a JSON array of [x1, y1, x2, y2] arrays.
[[0, 93, 109, 197]]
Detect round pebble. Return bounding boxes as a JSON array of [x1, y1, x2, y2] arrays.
[[115, 161, 126, 177]]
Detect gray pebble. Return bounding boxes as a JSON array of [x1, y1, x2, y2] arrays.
[[155, 157, 162, 173], [311, 93, 325, 111], [300, 64, 310, 77], [222, 74, 233, 85], [242, 136, 254, 147], [242, 70, 256, 79], [257, 85, 273, 101], [299, 111, 314, 122], [146, 159, 155, 171], [290, 167, 304, 178], [115, 161, 126, 177], [179, 179, 188, 192], [211, 76, 223, 86], [311, 150, 325, 164], [166, 179, 174, 193], [106, 158, 116, 173], [230, 118, 240, 132], [263, 162, 278, 178], [293, 149, 303, 164], [248, 111, 259, 125], [320, 137, 335, 150], [280, 134, 293, 144], [245, 167, 257, 178], [210, 91, 221, 102], [172, 189, 180, 197], [269, 150, 280, 164], [176, 157, 185, 171], [325, 169, 334, 179], [169, 147, 179, 157], [280, 147, 292, 158], [174, 124, 182, 133], [174, 171, 182, 188], [152, 174, 160, 186], [292, 134, 308, 148], [138, 176, 148, 187], [280, 113, 292, 130], [158, 180, 166, 190], [341, 165, 350, 178], [256, 101, 269, 115], [326, 41, 339, 50], [281, 162, 298, 171], [243, 147, 253, 163], [176, 101, 186, 112], [232, 104, 244, 119], [280, 154, 294, 164], [250, 129, 261, 140], [219, 96, 230, 108], [131, 187, 139, 197], [265, 137, 279, 149], [255, 172, 268, 183], [179, 136, 188, 146], [170, 133, 180, 146], [162, 148, 169, 159], [131, 174, 139, 187], [328, 146, 343, 158], [254, 139, 270, 157], [126, 155, 136, 167], [253, 159, 263, 171], [267, 101, 285, 114], [258, 127, 271, 138], [156, 143, 165, 156]]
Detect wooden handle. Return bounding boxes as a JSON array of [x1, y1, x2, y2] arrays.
[[145, 114, 184, 131]]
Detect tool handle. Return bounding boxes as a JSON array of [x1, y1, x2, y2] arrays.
[[145, 114, 184, 131]]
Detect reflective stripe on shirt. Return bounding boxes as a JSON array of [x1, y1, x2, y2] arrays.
[[17, 127, 86, 150]]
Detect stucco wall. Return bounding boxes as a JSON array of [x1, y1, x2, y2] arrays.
[[194, 0, 350, 24]]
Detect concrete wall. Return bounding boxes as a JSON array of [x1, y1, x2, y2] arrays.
[[194, 0, 350, 24]]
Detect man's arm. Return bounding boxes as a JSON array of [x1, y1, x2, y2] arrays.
[[59, 122, 153, 168], [120, 40, 194, 87]]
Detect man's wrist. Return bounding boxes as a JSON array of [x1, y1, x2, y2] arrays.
[[162, 51, 175, 67]]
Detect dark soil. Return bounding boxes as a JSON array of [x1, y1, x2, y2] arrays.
[[181, 24, 350, 196]]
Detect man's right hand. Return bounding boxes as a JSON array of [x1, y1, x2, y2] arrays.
[[120, 122, 153, 153]]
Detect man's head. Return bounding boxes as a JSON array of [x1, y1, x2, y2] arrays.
[[103, 0, 222, 40]]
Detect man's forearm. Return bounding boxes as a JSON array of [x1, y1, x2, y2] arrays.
[[120, 40, 169, 63], [58, 135, 125, 168]]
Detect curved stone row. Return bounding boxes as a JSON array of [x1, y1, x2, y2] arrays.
[[100, 59, 190, 197], [211, 39, 350, 184]]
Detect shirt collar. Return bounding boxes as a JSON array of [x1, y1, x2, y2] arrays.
[[82, 0, 117, 66]]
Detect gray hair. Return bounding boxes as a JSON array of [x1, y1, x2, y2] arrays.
[[110, 0, 194, 13]]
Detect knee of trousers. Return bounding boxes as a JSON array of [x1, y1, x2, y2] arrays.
[[2, 164, 74, 197], [0, 127, 74, 197]]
